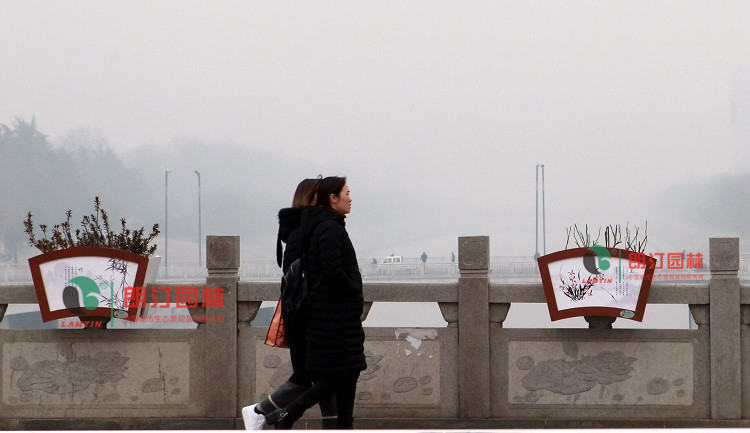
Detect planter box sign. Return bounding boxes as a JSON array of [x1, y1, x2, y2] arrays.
[[28, 247, 160, 322], [537, 246, 657, 322]]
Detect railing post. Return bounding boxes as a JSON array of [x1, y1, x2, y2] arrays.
[[709, 237, 740, 419], [457, 236, 490, 418], [205, 235, 240, 419]]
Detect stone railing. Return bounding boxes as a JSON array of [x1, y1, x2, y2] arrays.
[[1, 235, 749, 429]]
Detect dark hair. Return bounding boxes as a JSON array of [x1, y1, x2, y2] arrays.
[[291, 177, 321, 209], [316, 176, 347, 208]]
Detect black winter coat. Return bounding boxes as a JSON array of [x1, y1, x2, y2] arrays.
[[277, 207, 304, 271], [276, 206, 309, 379], [298, 206, 366, 374]]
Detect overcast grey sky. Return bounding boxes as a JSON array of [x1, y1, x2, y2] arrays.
[[3, 1, 750, 260]]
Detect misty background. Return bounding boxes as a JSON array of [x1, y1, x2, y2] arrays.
[[3, 1, 750, 269]]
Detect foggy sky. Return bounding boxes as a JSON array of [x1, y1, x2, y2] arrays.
[[3, 1, 750, 261]]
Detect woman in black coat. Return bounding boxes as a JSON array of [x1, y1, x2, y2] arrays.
[[242, 177, 337, 430], [266, 176, 366, 430]]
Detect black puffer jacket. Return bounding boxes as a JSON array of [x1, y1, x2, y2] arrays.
[[277, 206, 310, 380], [277, 207, 304, 271], [298, 206, 366, 374]]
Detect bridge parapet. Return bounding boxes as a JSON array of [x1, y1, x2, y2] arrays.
[[1, 236, 748, 429]]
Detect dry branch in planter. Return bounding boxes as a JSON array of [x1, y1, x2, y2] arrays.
[[565, 221, 647, 253], [24, 197, 160, 256], [565, 224, 601, 249]]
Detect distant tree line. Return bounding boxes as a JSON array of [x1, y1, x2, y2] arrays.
[[0, 117, 157, 262]]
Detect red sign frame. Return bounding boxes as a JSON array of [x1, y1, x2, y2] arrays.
[[28, 247, 149, 322], [537, 247, 657, 322]]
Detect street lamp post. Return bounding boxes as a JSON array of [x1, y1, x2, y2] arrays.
[[541, 164, 546, 255], [534, 164, 546, 259], [165, 170, 171, 271], [194, 170, 202, 267], [535, 164, 540, 259]]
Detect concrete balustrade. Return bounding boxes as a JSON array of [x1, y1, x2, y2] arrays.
[[1, 236, 749, 429]]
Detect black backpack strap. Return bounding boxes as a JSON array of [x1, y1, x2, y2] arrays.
[[276, 232, 283, 268]]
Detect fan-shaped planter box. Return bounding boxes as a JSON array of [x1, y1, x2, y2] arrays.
[[28, 247, 161, 324], [537, 246, 657, 322]]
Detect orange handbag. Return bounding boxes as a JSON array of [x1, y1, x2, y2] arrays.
[[265, 299, 289, 348]]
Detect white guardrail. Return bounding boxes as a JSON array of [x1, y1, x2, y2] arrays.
[[0, 254, 739, 283]]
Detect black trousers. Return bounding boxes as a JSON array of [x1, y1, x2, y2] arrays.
[[286, 371, 360, 429], [282, 313, 310, 385], [259, 313, 336, 424]]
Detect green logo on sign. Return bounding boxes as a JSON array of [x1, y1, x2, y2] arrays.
[[68, 276, 101, 310], [63, 276, 116, 325]]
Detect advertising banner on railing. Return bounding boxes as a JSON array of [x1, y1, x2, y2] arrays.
[[28, 247, 158, 322], [537, 246, 657, 321]]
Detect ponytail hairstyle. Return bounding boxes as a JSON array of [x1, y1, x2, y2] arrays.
[[291, 176, 322, 209], [315, 176, 347, 209]]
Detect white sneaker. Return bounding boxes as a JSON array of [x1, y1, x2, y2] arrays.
[[242, 404, 266, 430]]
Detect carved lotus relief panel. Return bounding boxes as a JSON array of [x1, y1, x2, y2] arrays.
[[507, 341, 693, 406], [255, 331, 443, 407], [3, 342, 190, 406]]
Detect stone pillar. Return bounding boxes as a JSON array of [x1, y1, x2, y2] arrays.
[[457, 236, 490, 418], [489, 303, 510, 328], [205, 235, 240, 418], [438, 302, 458, 328], [361, 302, 373, 321], [689, 304, 709, 329], [709, 237, 740, 419], [742, 304, 750, 420], [584, 316, 616, 329]]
